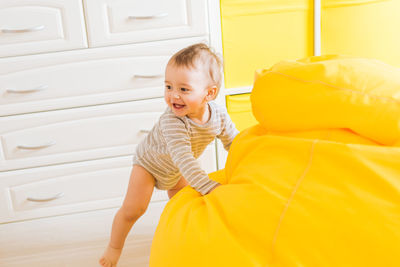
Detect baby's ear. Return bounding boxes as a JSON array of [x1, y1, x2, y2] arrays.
[[206, 86, 218, 100]]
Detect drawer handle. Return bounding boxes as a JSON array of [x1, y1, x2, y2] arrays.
[[1, 25, 45, 34], [139, 129, 151, 134], [128, 13, 168, 20], [17, 141, 56, 150], [6, 85, 48, 94], [27, 192, 64, 202], [133, 74, 163, 79]]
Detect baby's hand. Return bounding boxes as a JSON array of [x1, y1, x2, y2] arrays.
[[99, 245, 122, 267]]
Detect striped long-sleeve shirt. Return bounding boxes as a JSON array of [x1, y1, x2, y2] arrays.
[[133, 101, 239, 195]]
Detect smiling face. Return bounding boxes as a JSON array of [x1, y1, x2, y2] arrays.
[[164, 61, 216, 124]]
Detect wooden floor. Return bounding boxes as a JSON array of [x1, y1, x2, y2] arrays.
[[0, 201, 167, 267]]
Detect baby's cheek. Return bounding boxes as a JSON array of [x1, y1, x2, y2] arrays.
[[164, 94, 170, 103]]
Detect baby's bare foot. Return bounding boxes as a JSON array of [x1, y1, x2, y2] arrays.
[[99, 245, 122, 267]]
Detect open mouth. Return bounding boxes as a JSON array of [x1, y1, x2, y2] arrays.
[[173, 103, 185, 109]]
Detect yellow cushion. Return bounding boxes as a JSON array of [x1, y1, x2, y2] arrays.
[[251, 55, 400, 146], [266, 128, 379, 146], [150, 125, 400, 267]]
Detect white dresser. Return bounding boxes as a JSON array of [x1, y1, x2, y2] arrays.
[[0, 0, 223, 266]]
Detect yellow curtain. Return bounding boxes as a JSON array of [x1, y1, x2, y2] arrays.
[[220, 0, 314, 89], [322, 0, 400, 67]]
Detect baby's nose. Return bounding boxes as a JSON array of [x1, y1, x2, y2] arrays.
[[173, 94, 181, 99]]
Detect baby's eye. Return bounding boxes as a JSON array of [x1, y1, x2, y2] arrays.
[[165, 85, 172, 90], [180, 87, 189, 92]]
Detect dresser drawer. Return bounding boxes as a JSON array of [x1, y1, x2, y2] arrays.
[[0, 0, 87, 58], [0, 98, 166, 171], [0, 36, 207, 116], [0, 156, 171, 223], [0, 144, 217, 223], [0, 156, 135, 223], [83, 0, 208, 47]]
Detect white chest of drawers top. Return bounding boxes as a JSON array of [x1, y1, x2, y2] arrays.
[[1, 0, 209, 117], [0, 0, 207, 58]]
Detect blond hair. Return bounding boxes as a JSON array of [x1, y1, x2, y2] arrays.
[[168, 43, 223, 97]]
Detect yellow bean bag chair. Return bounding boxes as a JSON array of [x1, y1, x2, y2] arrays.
[[150, 55, 400, 267]]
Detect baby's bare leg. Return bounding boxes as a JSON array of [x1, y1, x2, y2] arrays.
[[167, 176, 189, 199], [99, 165, 155, 267]]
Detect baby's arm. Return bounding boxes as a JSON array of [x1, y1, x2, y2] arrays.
[[160, 116, 219, 195], [217, 109, 239, 151]]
